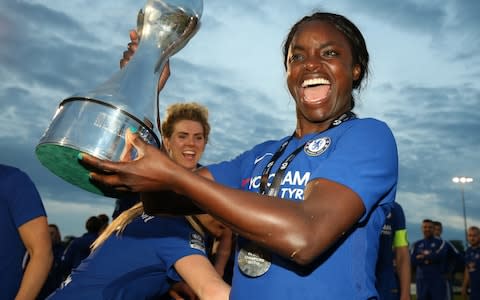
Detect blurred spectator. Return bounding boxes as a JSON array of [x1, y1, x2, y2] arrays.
[[112, 195, 140, 220], [411, 219, 448, 300], [60, 216, 102, 277], [62, 235, 76, 248], [462, 226, 480, 300], [376, 202, 411, 300], [97, 213, 110, 234], [0, 164, 53, 299], [433, 220, 462, 299], [38, 224, 66, 299]]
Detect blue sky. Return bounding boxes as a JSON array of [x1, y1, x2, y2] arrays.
[[1, 0, 479, 245]]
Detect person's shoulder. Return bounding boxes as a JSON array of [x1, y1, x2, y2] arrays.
[[241, 135, 291, 158], [392, 201, 401, 211], [0, 164, 29, 180], [351, 117, 393, 132], [412, 239, 425, 246], [338, 117, 396, 141], [433, 237, 445, 246], [253, 135, 291, 149], [338, 117, 397, 152], [0, 163, 18, 173]]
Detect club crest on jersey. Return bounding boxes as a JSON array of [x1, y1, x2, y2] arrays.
[[190, 232, 206, 253], [304, 137, 331, 156]]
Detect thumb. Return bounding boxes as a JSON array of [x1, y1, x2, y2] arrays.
[[126, 127, 148, 159]]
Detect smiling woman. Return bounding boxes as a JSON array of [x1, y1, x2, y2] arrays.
[[80, 11, 398, 299], [161, 102, 210, 171]]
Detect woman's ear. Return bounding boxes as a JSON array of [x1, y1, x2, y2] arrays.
[[162, 138, 170, 154], [353, 64, 361, 81]]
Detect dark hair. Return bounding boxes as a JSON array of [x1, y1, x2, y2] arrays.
[[48, 224, 62, 243], [97, 213, 109, 225], [282, 12, 369, 108], [85, 216, 102, 233], [432, 221, 442, 227], [422, 219, 433, 224], [49, 223, 60, 231]]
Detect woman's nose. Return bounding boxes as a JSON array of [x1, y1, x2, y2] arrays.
[[304, 57, 321, 71], [185, 136, 195, 145]]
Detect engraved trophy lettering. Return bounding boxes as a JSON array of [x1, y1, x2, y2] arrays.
[[36, 0, 203, 196]]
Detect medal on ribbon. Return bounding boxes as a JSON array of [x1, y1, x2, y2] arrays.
[[238, 243, 271, 277]]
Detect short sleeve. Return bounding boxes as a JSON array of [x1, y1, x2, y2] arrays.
[[392, 203, 408, 247], [208, 145, 264, 189], [310, 119, 398, 220], [152, 218, 207, 282], [392, 203, 406, 231], [2, 167, 46, 228]]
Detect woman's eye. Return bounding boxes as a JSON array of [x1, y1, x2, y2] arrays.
[[324, 49, 338, 57], [289, 53, 304, 63]]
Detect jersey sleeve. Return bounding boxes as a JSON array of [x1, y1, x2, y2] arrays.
[[310, 119, 398, 221], [207, 142, 268, 189], [4, 167, 46, 228], [154, 218, 208, 282], [392, 203, 409, 248]]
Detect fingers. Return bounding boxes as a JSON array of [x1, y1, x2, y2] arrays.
[[120, 30, 139, 69], [120, 46, 136, 69], [129, 29, 139, 43], [79, 154, 133, 193], [78, 153, 119, 174], [126, 129, 151, 159]]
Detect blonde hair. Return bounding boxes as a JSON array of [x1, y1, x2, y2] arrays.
[[161, 102, 210, 143], [91, 202, 206, 251], [91, 202, 143, 251]]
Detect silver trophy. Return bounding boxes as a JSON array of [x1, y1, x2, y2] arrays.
[[36, 0, 203, 196]]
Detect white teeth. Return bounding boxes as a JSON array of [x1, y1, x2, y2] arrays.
[[302, 78, 330, 87], [183, 150, 195, 155]]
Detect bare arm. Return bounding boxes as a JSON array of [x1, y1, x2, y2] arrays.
[[15, 216, 53, 300], [395, 246, 412, 300], [175, 255, 230, 300], [82, 135, 365, 265], [212, 229, 234, 277], [461, 267, 469, 299], [191, 168, 364, 265]]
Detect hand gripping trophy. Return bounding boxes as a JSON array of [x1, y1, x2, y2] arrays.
[[36, 0, 203, 196]]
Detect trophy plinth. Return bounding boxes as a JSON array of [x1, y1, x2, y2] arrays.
[[36, 99, 159, 195], [36, 0, 203, 197]]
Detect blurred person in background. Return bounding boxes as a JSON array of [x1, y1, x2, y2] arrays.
[[376, 202, 411, 300], [37, 224, 66, 299], [462, 226, 480, 300], [433, 220, 462, 300], [0, 164, 53, 300], [411, 219, 448, 300], [60, 216, 102, 278]]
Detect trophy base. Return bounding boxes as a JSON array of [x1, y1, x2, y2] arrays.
[[36, 144, 104, 195], [36, 98, 160, 197]]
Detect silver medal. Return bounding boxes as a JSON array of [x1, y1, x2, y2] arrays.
[[238, 243, 271, 277]]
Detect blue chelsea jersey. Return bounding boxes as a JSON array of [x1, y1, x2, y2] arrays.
[[208, 118, 399, 300]]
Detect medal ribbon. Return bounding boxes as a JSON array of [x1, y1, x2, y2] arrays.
[[258, 112, 355, 197]]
